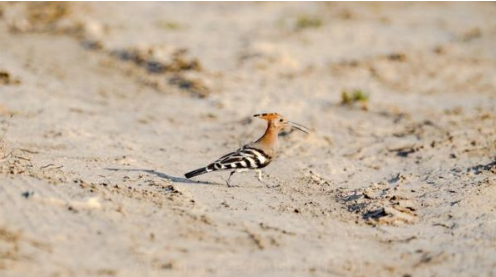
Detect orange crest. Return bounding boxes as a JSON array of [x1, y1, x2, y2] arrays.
[[253, 112, 282, 121]]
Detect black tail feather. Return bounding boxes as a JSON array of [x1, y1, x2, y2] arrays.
[[185, 167, 209, 179]]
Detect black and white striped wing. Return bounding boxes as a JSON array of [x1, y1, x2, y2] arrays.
[[207, 145, 272, 171]]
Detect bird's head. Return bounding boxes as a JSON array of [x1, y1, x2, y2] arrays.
[[253, 112, 309, 134]]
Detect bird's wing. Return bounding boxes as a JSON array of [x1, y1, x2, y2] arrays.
[[213, 144, 250, 163], [210, 144, 272, 170]]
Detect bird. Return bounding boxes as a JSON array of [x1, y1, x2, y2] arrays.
[[184, 113, 309, 187]]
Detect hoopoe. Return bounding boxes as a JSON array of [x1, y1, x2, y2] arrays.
[[184, 113, 309, 187]]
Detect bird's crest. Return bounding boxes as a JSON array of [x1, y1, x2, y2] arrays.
[[253, 112, 282, 121]]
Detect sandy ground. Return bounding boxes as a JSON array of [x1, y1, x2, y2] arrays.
[[0, 2, 495, 277]]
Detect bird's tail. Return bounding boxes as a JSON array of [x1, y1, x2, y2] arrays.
[[185, 165, 213, 179]]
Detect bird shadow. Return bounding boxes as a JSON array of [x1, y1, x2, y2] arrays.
[[104, 168, 222, 186]]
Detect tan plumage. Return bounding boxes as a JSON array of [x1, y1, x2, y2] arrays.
[[184, 113, 308, 187]]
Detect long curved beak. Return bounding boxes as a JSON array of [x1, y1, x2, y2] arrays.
[[288, 121, 310, 134]]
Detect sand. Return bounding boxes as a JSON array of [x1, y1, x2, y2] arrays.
[[0, 2, 495, 277]]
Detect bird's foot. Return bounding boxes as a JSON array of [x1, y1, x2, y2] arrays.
[[226, 181, 239, 188], [257, 173, 279, 188], [262, 177, 280, 188], [263, 181, 280, 188]]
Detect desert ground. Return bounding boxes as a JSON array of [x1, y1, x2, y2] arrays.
[[0, 2, 495, 277]]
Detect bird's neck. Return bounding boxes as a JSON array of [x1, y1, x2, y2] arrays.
[[256, 121, 278, 148]]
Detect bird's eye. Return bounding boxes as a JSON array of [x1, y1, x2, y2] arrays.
[[279, 119, 283, 122]]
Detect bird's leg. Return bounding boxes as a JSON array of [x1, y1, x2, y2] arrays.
[[256, 170, 279, 188], [226, 171, 236, 187], [257, 170, 263, 182]]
